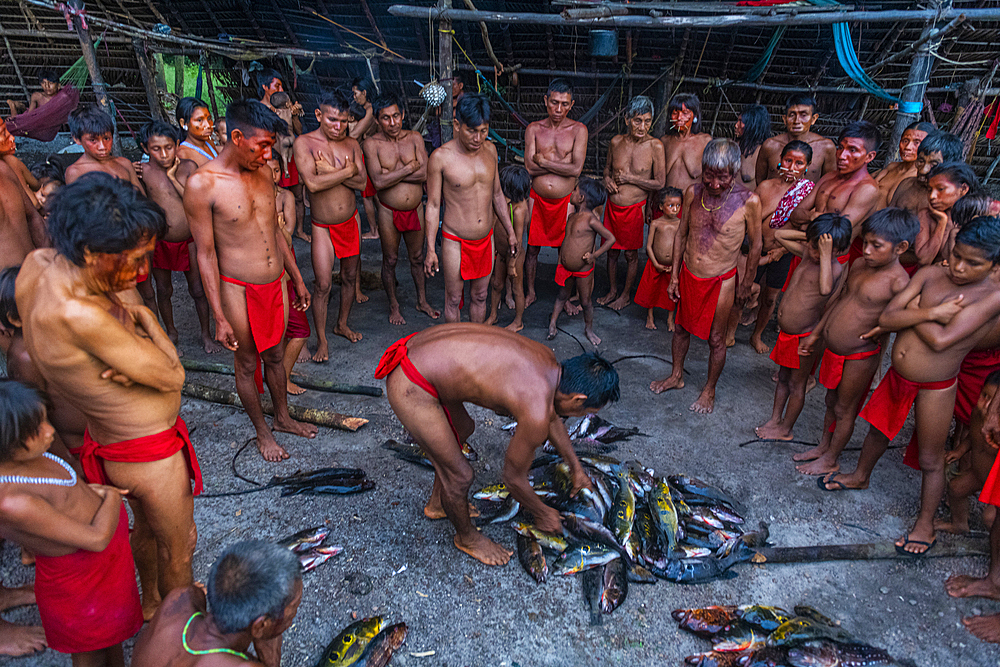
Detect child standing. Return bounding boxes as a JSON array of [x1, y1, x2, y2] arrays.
[[547, 178, 615, 346], [635, 187, 681, 331], [755, 213, 852, 441], [487, 165, 530, 332]]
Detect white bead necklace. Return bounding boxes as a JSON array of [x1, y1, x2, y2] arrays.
[[0, 453, 77, 486]]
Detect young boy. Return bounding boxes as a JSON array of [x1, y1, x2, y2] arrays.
[[269, 92, 297, 180], [821, 216, 1000, 557], [923, 162, 980, 267], [487, 165, 530, 332], [755, 213, 852, 441], [0, 380, 142, 665], [140, 120, 220, 355], [547, 177, 615, 346], [214, 117, 228, 148], [635, 186, 681, 331], [794, 208, 918, 475], [30, 162, 63, 211]]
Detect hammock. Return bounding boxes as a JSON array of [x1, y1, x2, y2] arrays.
[[6, 85, 80, 142]]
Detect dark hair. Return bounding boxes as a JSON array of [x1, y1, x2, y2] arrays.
[[667, 93, 702, 134], [139, 120, 183, 150], [68, 106, 114, 140], [0, 380, 46, 462], [862, 207, 919, 248], [984, 369, 1000, 388], [576, 176, 607, 211], [256, 68, 283, 99], [838, 120, 880, 153], [653, 186, 683, 211], [317, 88, 365, 121], [547, 78, 573, 97], [927, 162, 982, 197], [785, 94, 817, 113], [807, 212, 852, 254], [737, 104, 770, 157], [0, 266, 19, 330], [48, 173, 166, 266], [952, 194, 995, 229], [30, 160, 64, 184], [37, 68, 59, 85], [905, 121, 936, 134], [559, 353, 620, 408], [781, 139, 813, 165], [351, 77, 374, 97], [207, 540, 301, 635], [225, 99, 287, 140], [955, 216, 1000, 264], [455, 93, 490, 128], [269, 91, 291, 109], [175, 97, 210, 127], [372, 93, 404, 120], [499, 165, 530, 204], [917, 130, 963, 162]]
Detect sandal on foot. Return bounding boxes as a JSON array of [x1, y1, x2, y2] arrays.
[[817, 474, 859, 492], [895, 537, 936, 557]]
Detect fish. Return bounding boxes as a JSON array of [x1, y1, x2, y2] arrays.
[[786, 640, 894, 667], [625, 461, 656, 494], [710, 505, 745, 526], [579, 454, 622, 473], [634, 505, 668, 568], [485, 495, 521, 524], [672, 606, 738, 638], [689, 507, 726, 530], [472, 483, 507, 501], [557, 493, 604, 525], [669, 474, 743, 512], [677, 546, 714, 559], [649, 479, 681, 555], [584, 467, 615, 509], [270, 468, 366, 485], [735, 605, 792, 632], [738, 646, 790, 667], [279, 479, 375, 496], [685, 650, 748, 667], [625, 560, 658, 584], [516, 533, 548, 584], [571, 415, 644, 443], [607, 466, 636, 550], [712, 620, 767, 652], [766, 617, 855, 648], [580, 566, 604, 626], [381, 439, 434, 469], [562, 513, 627, 559], [461, 442, 478, 461], [278, 525, 331, 553], [792, 606, 839, 627], [314, 616, 385, 667], [510, 520, 569, 553], [299, 545, 343, 573], [354, 623, 408, 667], [652, 557, 727, 584], [552, 542, 620, 576], [739, 521, 770, 548], [599, 558, 628, 614]]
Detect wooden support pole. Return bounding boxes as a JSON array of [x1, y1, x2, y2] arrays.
[[203, 57, 220, 121], [653, 66, 670, 136], [0, 21, 30, 102], [68, 0, 120, 153], [438, 0, 454, 143], [134, 39, 166, 121], [174, 54, 185, 97]]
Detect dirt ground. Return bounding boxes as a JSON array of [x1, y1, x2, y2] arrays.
[[3, 218, 998, 666]]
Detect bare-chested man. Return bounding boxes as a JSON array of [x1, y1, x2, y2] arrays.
[[756, 95, 837, 184], [0, 141, 46, 271], [660, 93, 713, 192], [425, 94, 518, 323], [598, 96, 665, 310], [873, 121, 933, 208], [16, 174, 198, 619], [890, 130, 964, 213], [524, 79, 588, 306], [376, 324, 619, 565], [363, 92, 439, 326], [294, 89, 368, 355], [186, 100, 317, 462], [650, 139, 762, 414]]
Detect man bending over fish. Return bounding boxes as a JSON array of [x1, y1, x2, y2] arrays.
[[376, 323, 620, 565]]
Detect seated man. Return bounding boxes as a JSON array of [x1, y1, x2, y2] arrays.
[[132, 540, 302, 667]]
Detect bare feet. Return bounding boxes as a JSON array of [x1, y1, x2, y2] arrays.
[[645, 313, 657, 330], [725, 335, 736, 348], [355, 289, 369, 304], [608, 295, 631, 311], [167, 327, 179, 346], [792, 444, 827, 462], [934, 516, 971, 535], [485, 311, 498, 326], [203, 336, 224, 354], [312, 341, 330, 363], [690, 390, 716, 414], [334, 325, 363, 343], [754, 424, 793, 440], [0, 585, 34, 612], [505, 292, 515, 310], [454, 532, 513, 566], [895, 529, 936, 555], [546, 324, 557, 340], [585, 328, 601, 346], [946, 574, 1000, 600], [0, 620, 46, 657], [296, 346, 311, 363], [818, 472, 868, 491], [389, 308, 406, 326], [667, 314, 675, 332], [295, 231, 312, 243], [273, 417, 319, 439], [423, 502, 480, 520], [650, 375, 684, 394], [416, 302, 441, 320], [287, 381, 306, 396], [255, 434, 290, 462], [750, 336, 771, 354], [740, 309, 757, 327], [964, 613, 1000, 643], [795, 457, 839, 476], [806, 375, 817, 394], [596, 290, 618, 306], [505, 321, 524, 333], [564, 301, 583, 316], [525, 292, 537, 308], [362, 230, 380, 240]]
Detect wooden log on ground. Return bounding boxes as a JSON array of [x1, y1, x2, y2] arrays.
[[181, 359, 383, 397], [182, 381, 369, 431], [752, 536, 988, 564]]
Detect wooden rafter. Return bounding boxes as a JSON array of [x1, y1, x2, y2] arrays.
[[16, 0, 54, 46], [267, 0, 301, 47], [238, 0, 268, 42], [197, 0, 226, 36]]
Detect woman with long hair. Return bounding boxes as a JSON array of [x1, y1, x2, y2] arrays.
[[735, 104, 770, 186]]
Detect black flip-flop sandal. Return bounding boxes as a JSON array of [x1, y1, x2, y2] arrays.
[[894, 537, 937, 557], [817, 473, 858, 492]]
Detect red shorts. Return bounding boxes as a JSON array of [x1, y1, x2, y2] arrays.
[[603, 200, 644, 250], [35, 504, 142, 653], [818, 346, 880, 390], [979, 446, 1000, 508], [384, 202, 421, 233], [152, 237, 192, 272], [634, 262, 674, 311], [555, 263, 593, 287], [315, 212, 361, 258], [955, 347, 1000, 425], [285, 279, 311, 339], [859, 366, 957, 441], [443, 229, 494, 281], [528, 189, 570, 247], [278, 155, 299, 187], [676, 262, 738, 341], [770, 330, 812, 369]]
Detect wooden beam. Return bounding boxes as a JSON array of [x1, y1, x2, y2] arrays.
[[359, 0, 389, 48], [197, 0, 226, 36], [439, 0, 453, 143], [238, 0, 268, 41], [267, 0, 301, 47], [67, 0, 120, 153], [174, 53, 185, 97], [0, 20, 31, 102], [202, 54, 220, 121], [134, 39, 165, 121], [16, 0, 54, 46], [141, 0, 168, 25]]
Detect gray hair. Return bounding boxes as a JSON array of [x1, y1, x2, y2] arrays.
[[208, 540, 301, 634], [625, 95, 654, 119], [702, 138, 742, 176]]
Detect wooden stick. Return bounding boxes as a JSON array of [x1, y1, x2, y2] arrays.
[[753, 536, 988, 564], [180, 359, 383, 397]]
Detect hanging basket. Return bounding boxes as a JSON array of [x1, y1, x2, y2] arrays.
[[589, 30, 619, 58]]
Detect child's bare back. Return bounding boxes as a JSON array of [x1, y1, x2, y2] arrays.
[[560, 210, 603, 272]]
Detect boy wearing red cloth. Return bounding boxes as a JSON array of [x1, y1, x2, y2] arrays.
[[755, 214, 851, 441], [821, 216, 1000, 557], [793, 208, 917, 474], [636, 187, 681, 331]]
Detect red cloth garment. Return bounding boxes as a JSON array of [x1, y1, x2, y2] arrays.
[[384, 202, 421, 233], [770, 179, 815, 229], [277, 155, 299, 188], [360, 154, 376, 198], [900, 261, 920, 277], [979, 444, 1000, 507], [859, 366, 956, 440], [527, 189, 570, 247], [986, 99, 1000, 142], [314, 212, 361, 258], [848, 236, 864, 265], [676, 263, 738, 341], [442, 229, 494, 281], [6, 85, 80, 142], [634, 262, 675, 311], [818, 346, 881, 390], [34, 504, 142, 653], [555, 263, 594, 287], [80, 417, 203, 495], [603, 200, 644, 250], [152, 237, 192, 272], [954, 347, 1000, 425], [137, 268, 148, 283], [220, 272, 286, 354], [770, 330, 812, 369], [285, 279, 310, 339]]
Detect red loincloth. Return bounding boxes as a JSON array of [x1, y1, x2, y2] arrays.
[[80, 417, 203, 495], [955, 347, 1000, 425], [900, 260, 920, 277], [34, 504, 142, 653], [676, 263, 738, 341], [6, 85, 80, 142], [137, 268, 149, 283], [152, 237, 192, 272], [442, 229, 494, 281], [314, 212, 361, 258], [859, 366, 956, 441], [848, 236, 864, 265], [384, 202, 421, 233], [360, 153, 376, 198], [634, 261, 675, 311], [555, 263, 593, 287], [979, 446, 1000, 508], [278, 155, 299, 187], [603, 200, 644, 250], [818, 346, 880, 390], [285, 279, 311, 339], [221, 272, 286, 393], [527, 189, 570, 247], [770, 330, 812, 369]]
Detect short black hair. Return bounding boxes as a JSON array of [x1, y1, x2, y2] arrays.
[[48, 173, 166, 266], [499, 165, 530, 204], [738, 104, 770, 157], [269, 91, 291, 109], [862, 207, 919, 248], [838, 120, 880, 153], [653, 186, 683, 211], [37, 68, 59, 85], [559, 353, 620, 408], [256, 68, 283, 99], [139, 120, 183, 150], [667, 93, 702, 134], [30, 160, 64, 184], [781, 139, 813, 165], [317, 88, 365, 121], [576, 176, 607, 211], [927, 162, 982, 197], [68, 105, 114, 140], [225, 99, 287, 140], [0, 380, 46, 462], [984, 369, 1000, 389], [785, 94, 817, 113], [905, 121, 935, 135], [176, 97, 210, 127], [0, 266, 19, 331], [917, 130, 963, 162], [547, 78, 573, 97], [807, 212, 852, 254], [455, 93, 490, 128], [951, 194, 995, 229], [372, 93, 404, 120], [955, 215, 1000, 264]]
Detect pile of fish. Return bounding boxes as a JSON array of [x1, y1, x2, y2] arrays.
[[674, 604, 902, 666], [277, 525, 344, 573], [269, 467, 375, 496], [315, 616, 407, 667]]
